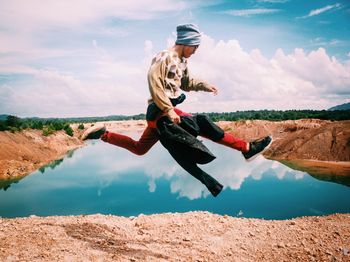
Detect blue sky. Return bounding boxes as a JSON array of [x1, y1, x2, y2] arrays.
[[0, 0, 349, 117]]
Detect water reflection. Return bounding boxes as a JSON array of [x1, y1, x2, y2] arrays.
[[81, 137, 309, 200], [39, 150, 76, 174], [0, 149, 76, 191], [1, 134, 349, 219], [2, 137, 346, 198], [0, 178, 21, 191], [308, 173, 350, 187], [279, 160, 350, 187]]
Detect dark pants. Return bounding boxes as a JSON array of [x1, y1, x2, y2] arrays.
[[160, 137, 223, 197], [157, 115, 224, 197]]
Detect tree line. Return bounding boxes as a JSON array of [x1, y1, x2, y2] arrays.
[[34, 110, 350, 123], [201, 109, 350, 122], [0, 115, 76, 136], [0, 110, 349, 136]]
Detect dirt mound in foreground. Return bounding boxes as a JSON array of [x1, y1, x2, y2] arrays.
[[0, 211, 349, 261]]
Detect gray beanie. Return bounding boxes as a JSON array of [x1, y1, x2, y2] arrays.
[[175, 23, 201, 46]]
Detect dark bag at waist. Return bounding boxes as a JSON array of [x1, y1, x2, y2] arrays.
[[146, 94, 186, 121]]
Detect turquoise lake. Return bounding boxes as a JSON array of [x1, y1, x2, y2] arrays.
[[1, 134, 350, 219]]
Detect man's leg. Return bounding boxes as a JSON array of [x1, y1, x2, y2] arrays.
[[216, 132, 249, 152], [99, 107, 188, 156], [195, 114, 272, 159], [175, 157, 223, 197], [101, 126, 159, 156], [195, 114, 249, 152], [159, 137, 223, 197]]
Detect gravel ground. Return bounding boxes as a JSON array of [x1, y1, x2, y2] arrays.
[[1, 211, 349, 261]]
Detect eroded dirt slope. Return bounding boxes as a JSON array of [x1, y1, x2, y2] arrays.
[[217, 119, 350, 162]]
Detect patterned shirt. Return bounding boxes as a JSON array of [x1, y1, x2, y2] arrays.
[[147, 49, 211, 113]]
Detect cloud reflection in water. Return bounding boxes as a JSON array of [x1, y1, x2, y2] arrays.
[[88, 136, 307, 200]]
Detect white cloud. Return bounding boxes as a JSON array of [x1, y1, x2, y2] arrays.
[[0, 0, 190, 31], [0, 64, 147, 117], [221, 8, 281, 17], [309, 3, 341, 17], [1, 34, 349, 116], [183, 35, 350, 112], [308, 37, 348, 49], [300, 3, 342, 19], [0, 0, 192, 69], [0, 36, 151, 117]]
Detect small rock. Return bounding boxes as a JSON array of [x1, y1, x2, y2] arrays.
[[310, 237, 318, 244], [308, 256, 316, 262], [183, 237, 190, 242], [277, 243, 285, 248], [342, 247, 349, 255], [304, 248, 311, 253], [326, 250, 333, 256], [248, 232, 255, 237], [290, 221, 296, 225]]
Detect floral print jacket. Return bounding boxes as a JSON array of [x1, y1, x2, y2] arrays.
[[147, 49, 211, 113]]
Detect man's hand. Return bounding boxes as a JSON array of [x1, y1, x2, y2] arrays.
[[208, 86, 218, 95], [167, 108, 181, 124]]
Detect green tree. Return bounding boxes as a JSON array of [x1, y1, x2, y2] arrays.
[[0, 121, 8, 131], [6, 115, 21, 128], [31, 121, 44, 130], [64, 124, 74, 136], [42, 126, 54, 136]]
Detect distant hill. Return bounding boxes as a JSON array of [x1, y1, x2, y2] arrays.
[[328, 102, 350, 111], [25, 114, 146, 123], [0, 115, 9, 121]]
